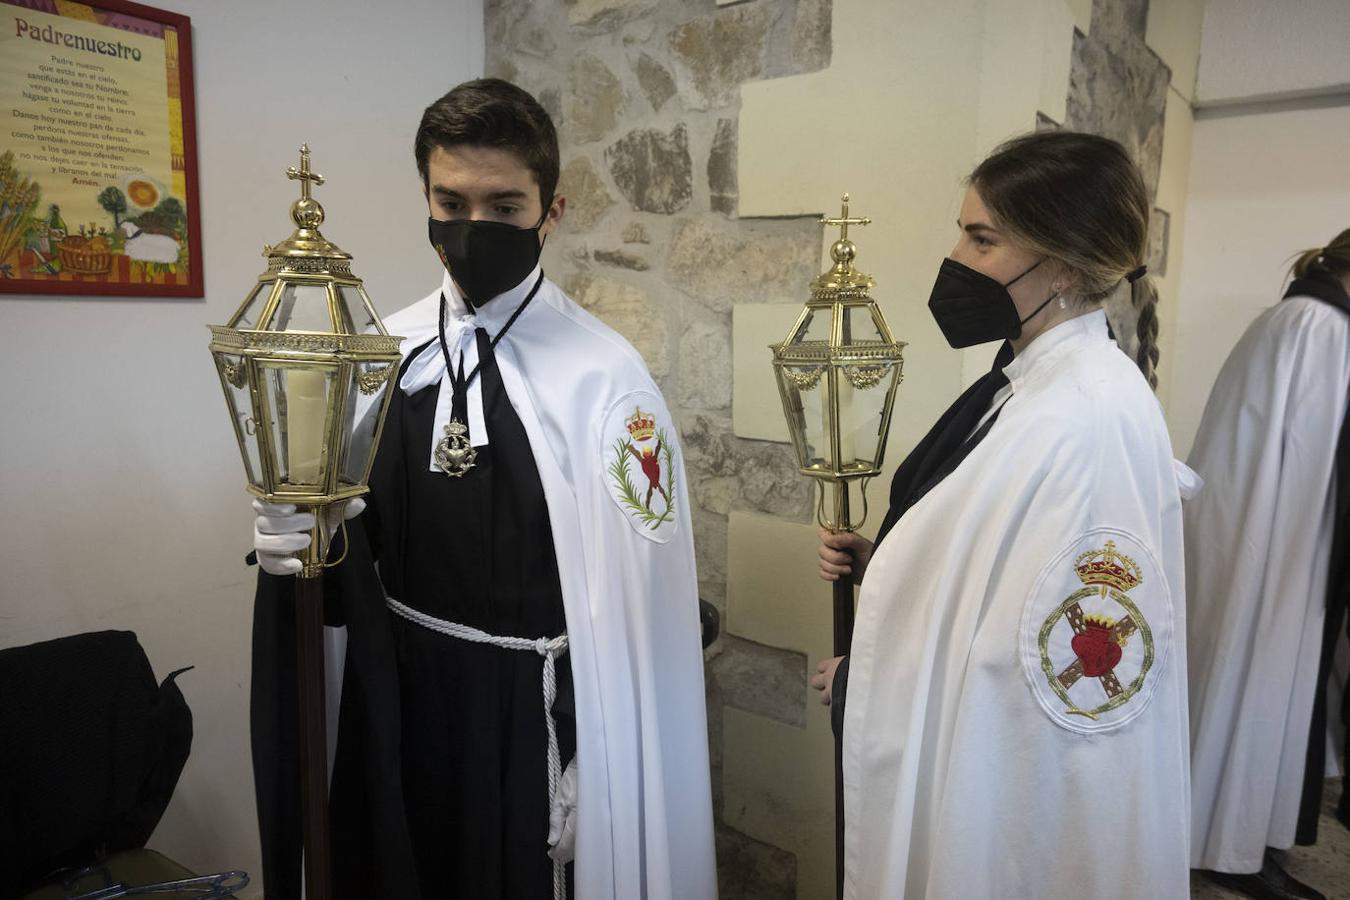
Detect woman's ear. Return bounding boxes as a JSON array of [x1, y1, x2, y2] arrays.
[[1050, 263, 1080, 297]]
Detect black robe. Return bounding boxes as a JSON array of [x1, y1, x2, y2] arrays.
[[1290, 272, 1350, 843], [251, 327, 575, 899]]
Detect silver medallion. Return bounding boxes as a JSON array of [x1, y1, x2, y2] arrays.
[[434, 418, 477, 477]]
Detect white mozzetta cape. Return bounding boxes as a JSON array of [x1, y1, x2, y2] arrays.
[[843, 311, 1191, 899], [381, 269, 718, 899], [1187, 295, 1350, 873]]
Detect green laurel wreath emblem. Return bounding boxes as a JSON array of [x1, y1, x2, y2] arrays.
[[609, 427, 677, 530]]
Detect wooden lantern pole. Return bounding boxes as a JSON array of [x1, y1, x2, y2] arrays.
[[295, 577, 331, 898]]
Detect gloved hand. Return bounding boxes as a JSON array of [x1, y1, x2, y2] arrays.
[[252, 497, 366, 576], [547, 757, 578, 863]]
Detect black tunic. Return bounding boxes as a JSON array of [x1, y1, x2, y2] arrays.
[[251, 327, 575, 899]]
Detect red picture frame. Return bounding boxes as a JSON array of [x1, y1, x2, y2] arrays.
[[0, 0, 202, 297]]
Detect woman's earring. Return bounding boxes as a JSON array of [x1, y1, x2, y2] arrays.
[[1053, 284, 1067, 310]]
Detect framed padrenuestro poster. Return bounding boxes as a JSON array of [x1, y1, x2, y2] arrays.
[[1, 0, 201, 296]]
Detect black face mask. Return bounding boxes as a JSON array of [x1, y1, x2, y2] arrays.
[[428, 211, 547, 308], [926, 256, 1058, 348]]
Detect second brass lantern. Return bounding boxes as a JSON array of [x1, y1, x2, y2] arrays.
[[770, 195, 906, 531]]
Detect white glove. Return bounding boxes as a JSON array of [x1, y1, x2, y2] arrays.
[[547, 757, 578, 863], [252, 497, 365, 576]]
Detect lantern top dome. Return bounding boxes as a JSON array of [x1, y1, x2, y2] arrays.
[[263, 145, 353, 267], [812, 194, 876, 293]]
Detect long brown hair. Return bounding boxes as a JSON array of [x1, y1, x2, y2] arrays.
[[970, 132, 1159, 389], [1289, 227, 1350, 280]]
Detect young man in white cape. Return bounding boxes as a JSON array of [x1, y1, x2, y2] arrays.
[[813, 133, 1196, 899], [248, 79, 716, 900], [1187, 231, 1350, 900]]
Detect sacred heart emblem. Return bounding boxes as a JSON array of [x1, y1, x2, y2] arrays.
[[434, 418, 477, 477], [1071, 621, 1123, 677], [1032, 537, 1160, 729]]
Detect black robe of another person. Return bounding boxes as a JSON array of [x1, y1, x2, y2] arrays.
[[1291, 272, 1350, 844], [251, 327, 575, 899]]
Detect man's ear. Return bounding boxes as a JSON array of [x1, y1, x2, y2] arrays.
[[541, 194, 566, 239]]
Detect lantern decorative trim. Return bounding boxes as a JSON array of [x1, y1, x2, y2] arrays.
[[769, 193, 906, 531]]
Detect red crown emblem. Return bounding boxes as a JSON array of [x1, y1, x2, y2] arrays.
[[1074, 541, 1142, 592], [626, 407, 656, 442]]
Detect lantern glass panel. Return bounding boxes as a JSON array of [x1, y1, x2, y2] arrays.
[[215, 351, 263, 488], [800, 367, 829, 469], [263, 363, 337, 486], [836, 359, 900, 471], [841, 303, 886, 344], [268, 282, 335, 333], [232, 280, 275, 331], [337, 284, 379, 336], [790, 306, 833, 347], [341, 361, 393, 486], [774, 362, 826, 470]]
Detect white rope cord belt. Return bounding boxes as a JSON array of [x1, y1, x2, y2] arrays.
[[385, 595, 570, 900]]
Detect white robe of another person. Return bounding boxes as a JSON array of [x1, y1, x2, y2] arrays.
[[1187, 295, 1350, 873], [843, 310, 1192, 899]]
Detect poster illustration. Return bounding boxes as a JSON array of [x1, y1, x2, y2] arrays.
[[0, 0, 200, 296]]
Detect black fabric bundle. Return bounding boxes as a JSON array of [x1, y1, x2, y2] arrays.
[[0, 630, 192, 896]]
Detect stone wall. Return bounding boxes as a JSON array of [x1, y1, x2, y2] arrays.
[[485, 1, 832, 894], [1063, 0, 1175, 355], [485, 1, 1202, 896]]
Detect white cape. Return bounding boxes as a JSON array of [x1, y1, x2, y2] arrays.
[[1187, 295, 1350, 872], [376, 269, 717, 899], [843, 311, 1192, 898]]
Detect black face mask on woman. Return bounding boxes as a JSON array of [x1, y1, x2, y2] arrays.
[[428, 210, 547, 308], [926, 256, 1059, 348]]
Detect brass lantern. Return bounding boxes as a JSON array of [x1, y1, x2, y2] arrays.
[[772, 193, 906, 896], [208, 145, 402, 577], [770, 194, 906, 532]]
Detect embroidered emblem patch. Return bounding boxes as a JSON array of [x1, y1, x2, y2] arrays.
[[602, 392, 679, 543], [1020, 529, 1172, 734]]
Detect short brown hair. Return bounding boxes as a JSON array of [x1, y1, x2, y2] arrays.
[[414, 78, 560, 206]]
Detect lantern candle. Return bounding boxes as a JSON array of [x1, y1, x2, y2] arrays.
[[285, 368, 328, 484]]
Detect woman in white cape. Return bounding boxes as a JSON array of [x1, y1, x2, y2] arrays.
[[813, 132, 1193, 899]]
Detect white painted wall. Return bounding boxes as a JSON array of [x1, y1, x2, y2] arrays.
[[1196, 0, 1350, 107], [0, 0, 483, 893], [1168, 100, 1350, 458]]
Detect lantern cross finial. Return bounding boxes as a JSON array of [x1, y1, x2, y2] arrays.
[[287, 144, 325, 201], [819, 193, 870, 242]]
